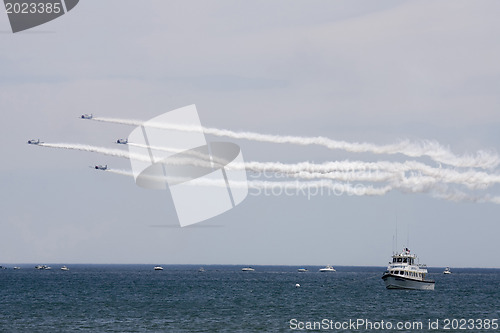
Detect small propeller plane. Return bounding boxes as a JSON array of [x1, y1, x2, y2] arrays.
[[94, 165, 108, 170]]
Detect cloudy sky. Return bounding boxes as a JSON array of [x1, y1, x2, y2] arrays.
[[1, 0, 499, 267]]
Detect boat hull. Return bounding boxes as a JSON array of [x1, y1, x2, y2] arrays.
[[382, 274, 435, 290]]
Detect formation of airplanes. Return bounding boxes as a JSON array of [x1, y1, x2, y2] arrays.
[[28, 114, 131, 172]]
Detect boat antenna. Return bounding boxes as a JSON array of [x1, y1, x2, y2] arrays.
[[395, 211, 398, 253], [392, 235, 395, 255], [407, 225, 410, 249]]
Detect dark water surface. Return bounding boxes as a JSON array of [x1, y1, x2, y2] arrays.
[[1, 265, 499, 332]]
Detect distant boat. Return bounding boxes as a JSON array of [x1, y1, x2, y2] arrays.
[[60, 266, 70, 271], [297, 268, 308, 272], [13, 267, 21, 270], [319, 265, 336, 272], [154, 266, 164, 271], [198, 267, 205, 272], [241, 267, 255, 272], [35, 265, 50, 270], [382, 248, 435, 290], [443, 267, 452, 274]]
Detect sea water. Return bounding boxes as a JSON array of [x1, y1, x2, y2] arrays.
[[0, 265, 499, 332]]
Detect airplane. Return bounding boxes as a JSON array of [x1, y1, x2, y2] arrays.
[[81, 114, 93, 119], [116, 138, 128, 144], [27, 139, 40, 144], [94, 165, 107, 170]]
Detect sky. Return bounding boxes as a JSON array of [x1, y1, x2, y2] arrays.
[[1, 0, 500, 267]]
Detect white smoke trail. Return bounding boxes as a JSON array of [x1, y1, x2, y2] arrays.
[[127, 142, 183, 154], [106, 168, 500, 204], [116, 146, 500, 189], [92, 116, 499, 169], [106, 168, 134, 177], [243, 160, 500, 190], [116, 142, 500, 187], [127, 143, 397, 183], [429, 184, 500, 205], [39, 142, 396, 184], [39, 143, 221, 169], [39, 143, 151, 163], [106, 168, 391, 196], [39, 142, 500, 189], [127, 142, 230, 167], [39, 142, 500, 204]]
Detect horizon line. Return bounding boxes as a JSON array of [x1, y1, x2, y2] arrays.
[[1, 263, 499, 269]]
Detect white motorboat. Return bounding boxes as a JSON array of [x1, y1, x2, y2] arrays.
[[60, 266, 70, 271], [382, 248, 435, 290], [443, 267, 452, 274], [154, 266, 164, 271], [319, 265, 336, 272], [297, 268, 308, 272], [241, 267, 255, 272]]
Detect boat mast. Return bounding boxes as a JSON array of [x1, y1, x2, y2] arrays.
[[395, 212, 398, 254], [407, 225, 410, 250], [392, 235, 395, 255]]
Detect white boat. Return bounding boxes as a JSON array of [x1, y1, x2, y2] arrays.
[[443, 267, 452, 274], [35, 265, 52, 270], [60, 266, 70, 271], [319, 265, 336, 272], [13, 267, 21, 270], [241, 267, 255, 272], [198, 267, 205, 272], [297, 268, 308, 272], [382, 248, 435, 290], [154, 266, 164, 271]]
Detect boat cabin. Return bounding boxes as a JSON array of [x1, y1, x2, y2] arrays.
[[384, 248, 429, 281], [391, 256, 415, 265]]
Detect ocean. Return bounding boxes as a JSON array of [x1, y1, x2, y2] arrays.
[[0, 265, 499, 332]]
